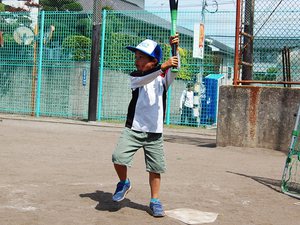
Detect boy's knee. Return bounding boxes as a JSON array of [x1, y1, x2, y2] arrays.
[[112, 152, 121, 163], [112, 151, 130, 165]]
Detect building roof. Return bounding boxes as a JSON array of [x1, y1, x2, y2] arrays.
[[77, 0, 143, 11], [254, 37, 300, 50]]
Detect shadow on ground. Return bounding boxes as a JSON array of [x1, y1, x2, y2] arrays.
[[164, 134, 216, 148], [227, 171, 283, 194], [79, 191, 151, 214]]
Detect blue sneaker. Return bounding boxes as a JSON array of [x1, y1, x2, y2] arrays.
[[149, 200, 165, 217], [112, 179, 131, 202]]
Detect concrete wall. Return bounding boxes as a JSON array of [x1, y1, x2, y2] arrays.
[[217, 85, 300, 152]]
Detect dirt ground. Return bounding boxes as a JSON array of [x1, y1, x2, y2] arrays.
[[1, 114, 300, 225]]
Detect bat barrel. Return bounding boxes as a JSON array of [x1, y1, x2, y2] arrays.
[[169, 0, 179, 72], [169, 0, 179, 11]]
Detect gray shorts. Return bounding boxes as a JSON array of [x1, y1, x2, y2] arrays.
[[112, 128, 166, 173]]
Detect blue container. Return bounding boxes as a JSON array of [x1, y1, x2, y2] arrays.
[[200, 74, 224, 125]]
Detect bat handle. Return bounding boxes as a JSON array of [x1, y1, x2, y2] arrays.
[[171, 43, 178, 72], [171, 44, 177, 56]]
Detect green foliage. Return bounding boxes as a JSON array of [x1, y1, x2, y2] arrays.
[[105, 13, 124, 34], [43, 13, 92, 47], [45, 20, 75, 44], [105, 33, 141, 73], [0, 3, 5, 12], [102, 5, 114, 11], [0, 31, 34, 61], [3, 32, 16, 43], [176, 48, 193, 80], [203, 54, 221, 76], [62, 35, 91, 61], [267, 67, 278, 74], [40, 0, 83, 11], [252, 67, 278, 81], [16, 15, 32, 26], [253, 72, 276, 81], [63, 2, 83, 11], [161, 45, 193, 79], [76, 18, 92, 37]]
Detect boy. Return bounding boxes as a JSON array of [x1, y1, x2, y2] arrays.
[[112, 34, 180, 217], [180, 82, 195, 126]]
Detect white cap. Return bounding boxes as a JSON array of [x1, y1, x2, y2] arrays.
[[126, 39, 163, 63]]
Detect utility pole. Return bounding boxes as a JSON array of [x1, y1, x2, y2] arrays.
[[88, 0, 102, 121], [241, 0, 255, 81]]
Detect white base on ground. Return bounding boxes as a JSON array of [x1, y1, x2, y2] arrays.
[[165, 208, 218, 224]]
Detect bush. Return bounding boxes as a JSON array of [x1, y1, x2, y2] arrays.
[[62, 35, 91, 61]]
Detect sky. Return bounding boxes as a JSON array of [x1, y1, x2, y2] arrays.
[[144, 0, 237, 47], [144, 0, 300, 47], [145, 0, 236, 12]]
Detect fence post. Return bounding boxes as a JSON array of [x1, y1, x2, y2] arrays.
[[97, 9, 107, 121], [166, 88, 172, 125], [35, 10, 45, 117], [241, 0, 255, 81], [88, 0, 102, 121], [234, 0, 242, 85]]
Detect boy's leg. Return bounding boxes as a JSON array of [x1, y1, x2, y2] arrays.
[[181, 106, 187, 124], [149, 172, 165, 217], [114, 163, 127, 181], [143, 133, 165, 217], [112, 164, 131, 202], [112, 128, 143, 202], [180, 108, 185, 125], [187, 107, 193, 126], [149, 172, 160, 199]]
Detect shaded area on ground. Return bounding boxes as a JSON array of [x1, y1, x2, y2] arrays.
[[164, 134, 216, 148], [80, 191, 151, 215], [227, 171, 282, 194]]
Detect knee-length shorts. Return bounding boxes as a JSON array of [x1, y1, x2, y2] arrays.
[[112, 128, 166, 173]]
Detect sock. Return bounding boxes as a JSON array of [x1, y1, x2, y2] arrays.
[[150, 198, 159, 203], [120, 179, 129, 184]]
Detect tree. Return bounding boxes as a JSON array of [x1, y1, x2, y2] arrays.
[[40, 0, 83, 11], [0, 3, 4, 12], [0, 0, 39, 12]]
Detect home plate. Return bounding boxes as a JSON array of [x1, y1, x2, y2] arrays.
[[165, 208, 218, 224]]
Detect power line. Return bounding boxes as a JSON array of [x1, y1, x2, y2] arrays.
[[254, 0, 285, 37]]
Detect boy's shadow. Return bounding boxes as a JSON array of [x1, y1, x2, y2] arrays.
[[79, 190, 151, 214]]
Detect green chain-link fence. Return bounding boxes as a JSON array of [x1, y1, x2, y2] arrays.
[[243, 0, 300, 84], [0, 9, 235, 126]]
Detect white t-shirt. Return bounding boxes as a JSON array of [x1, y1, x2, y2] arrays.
[[125, 66, 178, 133], [180, 90, 194, 108]]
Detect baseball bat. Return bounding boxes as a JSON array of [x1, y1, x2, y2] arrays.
[[169, 0, 178, 71]]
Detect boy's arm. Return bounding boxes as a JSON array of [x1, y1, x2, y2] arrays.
[[162, 33, 180, 89], [163, 53, 180, 89], [130, 66, 162, 89]]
